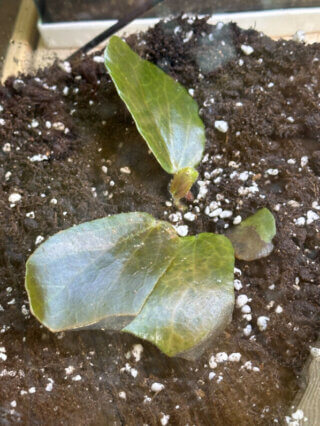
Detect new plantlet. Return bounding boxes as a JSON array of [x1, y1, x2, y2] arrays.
[[104, 36, 205, 203], [25, 40, 277, 360]]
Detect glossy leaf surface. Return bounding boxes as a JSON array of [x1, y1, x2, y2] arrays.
[[226, 208, 276, 261], [104, 36, 205, 176], [26, 213, 234, 359], [26, 213, 177, 332], [125, 233, 235, 359]]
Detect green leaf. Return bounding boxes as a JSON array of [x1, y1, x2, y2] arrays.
[[25, 213, 235, 359], [104, 36, 205, 198], [124, 233, 234, 359], [25, 213, 178, 332], [226, 208, 276, 261]]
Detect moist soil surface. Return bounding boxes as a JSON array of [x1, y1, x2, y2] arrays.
[[1, 16, 320, 426]]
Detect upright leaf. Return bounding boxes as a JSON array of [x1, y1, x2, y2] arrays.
[[124, 233, 235, 359], [104, 36, 205, 200], [25, 213, 235, 359], [226, 208, 276, 261]]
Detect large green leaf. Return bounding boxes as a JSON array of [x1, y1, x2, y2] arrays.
[[26, 213, 178, 332], [25, 213, 234, 359], [104, 36, 205, 199], [124, 233, 235, 359], [226, 208, 276, 261]]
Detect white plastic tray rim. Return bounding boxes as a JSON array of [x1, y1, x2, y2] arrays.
[[38, 7, 320, 48]]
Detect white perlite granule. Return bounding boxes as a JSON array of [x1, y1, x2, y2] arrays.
[[294, 217, 305, 227], [233, 279, 243, 291], [208, 371, 216, 380], [306, 210, 319, 225], [228, 353, 241, 362], [35, 236, 44, 245], [160, 414, 170, 426], [151, 382, 165, 392], [45, 379, 54, 392], [93, 55, 104, 63], [175, 225, 188, 237], [300, 156, 308, 167], [8, 193, 21, 203], [293, 30, 305, 43], [29, 154, 49, 162], [131, 344, 143, 362], [233, 215, 242, 225], [236, 294, 249, 308], [209, 355, 217, 369], [214, 120, 229, 133], [0, 352, 7, 361], [241, 44, 254, 55], [2, 143, 11, 152], [52, 122, 65, 131], [266, 168, 279, 176], [120, 166, 131, 174], [65, 366, 75, 375], [241, 304, 251, 314], [215, 352, 228, 363], [291, 409, 304, 420], [184, 212, 196, 222], [257, 316, 270, 331], [239, 171, 249, 181], [60, 61, 72, 73], [243, 324, 252, 336], [220, 210, 233, 219], [31, 119, 39, 128]]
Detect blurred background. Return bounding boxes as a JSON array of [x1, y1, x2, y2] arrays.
[[1, 0, 320, 79], [34, 0, 320, 22]]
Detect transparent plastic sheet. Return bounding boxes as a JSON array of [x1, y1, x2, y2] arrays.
[[36, 0, 320, 23]]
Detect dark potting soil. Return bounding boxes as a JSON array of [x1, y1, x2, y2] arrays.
[[42, 0, 320, 23], [1, 16, 320, 425]]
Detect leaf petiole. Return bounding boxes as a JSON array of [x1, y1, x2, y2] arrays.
[[169, 167, 198, 202]]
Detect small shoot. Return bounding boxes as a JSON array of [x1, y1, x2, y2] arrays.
[[169, 167, 198, 203], [104, 36, 205, 202], [226, 208, 276, 261]]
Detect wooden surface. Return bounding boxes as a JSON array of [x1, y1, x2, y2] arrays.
[[295, 345, 320, 425], [0, 0, 23, 76], [2, 2, 320, 423], [1, 0, 38, 83]]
